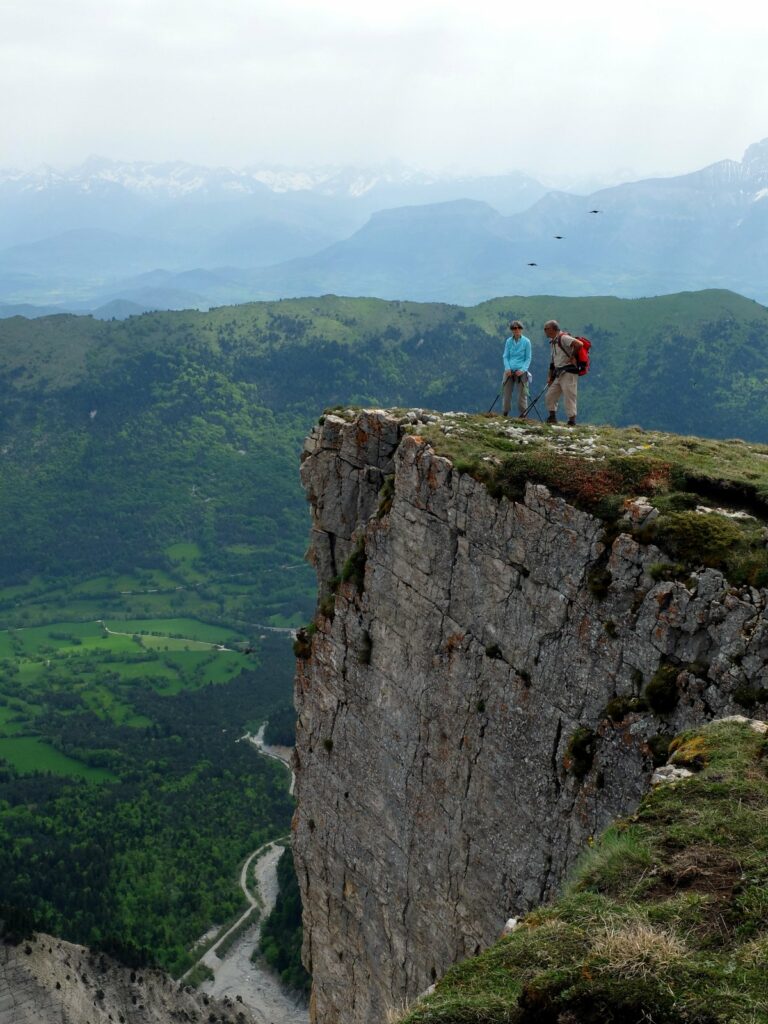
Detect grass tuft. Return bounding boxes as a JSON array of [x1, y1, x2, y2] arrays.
[[340, 538, 367, 592], [601, 695, 649, 722], [378, 475, 396, 517], [564, 727, 597, 780], [668, 734, 709, 771], [589, 921, 688, 978], [568, 826, 654, 896]]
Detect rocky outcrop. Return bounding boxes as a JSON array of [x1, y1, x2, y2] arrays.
[[293, 410, 768, 1024], [0, 932, 253, 1024]]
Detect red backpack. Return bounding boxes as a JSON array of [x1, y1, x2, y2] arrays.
[[557, 333, 592, 376], [573, 336, 591, 376]]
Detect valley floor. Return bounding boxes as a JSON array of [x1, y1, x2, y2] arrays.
[[200, 842, 309, 1024], [188, 728, 307, 1023]]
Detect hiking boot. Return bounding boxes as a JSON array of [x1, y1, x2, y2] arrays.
[[502, 411, 508, 417], [567, 416, 577, 427], [546, 413, 557, 424]]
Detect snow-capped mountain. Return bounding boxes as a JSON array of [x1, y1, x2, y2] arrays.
[[0, 157, 456, 200], [1, 139, 767, 315]]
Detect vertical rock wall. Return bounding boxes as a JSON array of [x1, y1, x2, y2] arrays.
[[293, 411, 768, 1024]]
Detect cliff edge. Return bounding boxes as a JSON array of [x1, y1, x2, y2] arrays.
[[293, 409, 768, 1024]]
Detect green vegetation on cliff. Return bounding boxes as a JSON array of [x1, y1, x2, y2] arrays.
[[399, 718, 768, 1024], [410, 414, 768, 588]]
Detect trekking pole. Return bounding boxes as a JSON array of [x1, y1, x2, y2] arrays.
[[523, 382, 549, 419], [487, 391, 501, 414]]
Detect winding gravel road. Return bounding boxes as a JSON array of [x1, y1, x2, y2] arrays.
[[190, 723, 308, 1023], [200, 842, 308, 1024]]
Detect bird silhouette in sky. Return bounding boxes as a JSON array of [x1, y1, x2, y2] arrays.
[[525, 209, 603, 269]]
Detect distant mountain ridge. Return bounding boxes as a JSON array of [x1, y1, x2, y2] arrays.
[[0, 156, 545, 202], [1, 141, 768, 313], [245, 138, 768, 305], [0, 157, 547, 313]]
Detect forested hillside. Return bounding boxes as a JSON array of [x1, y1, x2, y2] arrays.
[[0, 654, 294, 970], [1, 289, 767, 590]]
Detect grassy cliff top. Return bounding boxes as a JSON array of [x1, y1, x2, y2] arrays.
[[412, 414, 768, 498], [330, 409, 768, 587], [397, 717, 768, 1024]]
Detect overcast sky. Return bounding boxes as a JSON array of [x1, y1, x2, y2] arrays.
[[1, 0, 766, 182]]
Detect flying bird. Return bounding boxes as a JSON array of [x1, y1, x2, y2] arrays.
[[589, 209, 601, 214], [527, 262, 538, 267], [554, 235, 564, 239]]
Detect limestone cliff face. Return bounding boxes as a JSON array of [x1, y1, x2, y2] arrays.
[[0, 932, 251, 1024], [293, 410, 768, 1024]]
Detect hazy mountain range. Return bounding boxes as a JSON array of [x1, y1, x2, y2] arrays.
[[1, 140, 767, 316]]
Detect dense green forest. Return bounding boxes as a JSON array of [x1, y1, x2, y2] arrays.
[[2, 290, 768, 601], [264, 706, 297, 747], [259, 847, 311, 995], [0, 629, 295, 974], [1, 288, 767, 976]]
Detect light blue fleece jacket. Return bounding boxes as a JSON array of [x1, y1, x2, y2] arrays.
[[503, 334, 532, 373]]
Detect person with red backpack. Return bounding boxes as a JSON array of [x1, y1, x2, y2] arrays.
[[543, 319, 587, 426]]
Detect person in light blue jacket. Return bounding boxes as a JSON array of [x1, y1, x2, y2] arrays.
[[502, 321, 532, 417]]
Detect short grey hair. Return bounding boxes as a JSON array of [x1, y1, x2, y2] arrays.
[[543, 319, 560, 331], [509, 320, 524, 330]]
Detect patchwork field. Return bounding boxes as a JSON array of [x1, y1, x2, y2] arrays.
[[0, 736, 116, 781], [0, 613, 259, 776]]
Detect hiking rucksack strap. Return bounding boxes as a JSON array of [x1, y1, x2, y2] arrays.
[[556, 333, 576, 365]]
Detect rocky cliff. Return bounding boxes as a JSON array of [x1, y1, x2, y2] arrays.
[[0, 931, 252, 1024], [293, 409, 768, 1024]]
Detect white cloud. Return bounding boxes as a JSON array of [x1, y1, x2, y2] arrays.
[[1, 0, 766, 179]]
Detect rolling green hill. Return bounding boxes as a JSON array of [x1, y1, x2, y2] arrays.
[[1, 289, 767, 599]]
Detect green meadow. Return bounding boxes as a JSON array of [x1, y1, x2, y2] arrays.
[[0, 612, 253, 769], [0, 737, 116, 781], [104, 616, 245, 644]]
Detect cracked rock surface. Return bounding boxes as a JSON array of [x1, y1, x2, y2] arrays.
[[0, 931, 254, 1024], [293, 411, 768, 1024]]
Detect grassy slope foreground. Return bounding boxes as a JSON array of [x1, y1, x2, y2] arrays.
[[399, 719, 768, 1024]]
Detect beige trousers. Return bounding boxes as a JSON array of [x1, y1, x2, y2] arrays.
[[546, 371, 578, 418], [502, 374, 529, 416]]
